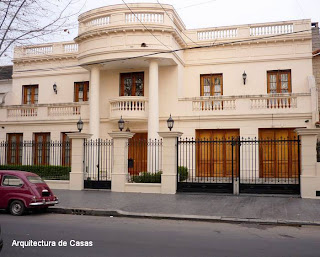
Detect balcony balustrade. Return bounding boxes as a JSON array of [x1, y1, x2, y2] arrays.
[[250, 94, 297, 109], [197, 29, 238, 40], [14, 41, 78, 58], [109, 97, 148, 121], [1, 103, 88, 121], [14, 17, 309, 60], [180, 93, 311, 116], [1, 93, 311, 123], [125, 13, 164, 23]]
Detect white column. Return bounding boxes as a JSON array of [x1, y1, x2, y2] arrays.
[[148, 60, 159, 139], [158, 131, 183, 194], [67, 132, 92, 190], [295, 128, 320, 199], [108, 132, 135, 192], [89, 65, 100, 139]]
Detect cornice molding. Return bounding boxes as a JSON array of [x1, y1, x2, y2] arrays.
[[13, 54, 78, 65], [12, 70, 89, 79], [0, 113, 311, 126], [184, 55, 312, 67], [168, 113, 312, 122]]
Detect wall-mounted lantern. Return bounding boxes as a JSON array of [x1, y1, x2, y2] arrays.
[[167, 114, 174, 131], [118, 116, 125, 131], [242, 71, 247, 85], [53, 83, 58, 94], [77, 117, 83, 132]]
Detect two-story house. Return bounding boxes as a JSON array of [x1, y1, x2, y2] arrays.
[[0, 4, 318, 190]]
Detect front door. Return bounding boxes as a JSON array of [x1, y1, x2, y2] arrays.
[[128, 133, 147, 175], [259, 128, 299, 178], [34, 133, 50, 165], [196, 129, 239, 177], [7, 133, 23, 165]]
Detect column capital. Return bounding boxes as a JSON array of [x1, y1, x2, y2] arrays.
[[158, 131, 183, 138], [148, 58, 160, 64], [108, 131, 135, 139], [66, 132, 92, 139], [295, 128, 320, 136], [89, 64, 102, 71]]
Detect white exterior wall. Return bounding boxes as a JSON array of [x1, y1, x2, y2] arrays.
[[0, 4, 315, 149]]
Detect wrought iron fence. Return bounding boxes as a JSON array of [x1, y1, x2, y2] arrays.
[[177, 137, 300, 194], [83, 139, 113, 188], [127, 138, 162, 183], [0, 140, 71, 180], [238, 137, 300, 194], [177, 137, 235, 193]]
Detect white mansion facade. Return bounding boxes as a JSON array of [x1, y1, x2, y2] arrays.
[[0, 3, 318, 145]]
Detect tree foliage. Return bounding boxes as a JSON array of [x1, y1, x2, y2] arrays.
[[0, 0, 83, 59]]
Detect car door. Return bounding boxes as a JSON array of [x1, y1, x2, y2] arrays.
[[0, 174, 25, 209], [0, 174, 4, 208]]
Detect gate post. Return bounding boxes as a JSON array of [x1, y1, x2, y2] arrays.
[[295, 128, 320, 199], [232, 138, 240, 195], [108, 131, 135, 192], [158, 131, 183, 194], [67, 132, 92, 190]]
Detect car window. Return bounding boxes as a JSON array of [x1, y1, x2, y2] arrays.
[[2, 175, 24, 187], [27, 176, 44, 184]]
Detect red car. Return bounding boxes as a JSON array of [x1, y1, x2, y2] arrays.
[[0, 170, 59, 216]]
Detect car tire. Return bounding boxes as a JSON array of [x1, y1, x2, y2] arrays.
[[9, 200, 25, 216]]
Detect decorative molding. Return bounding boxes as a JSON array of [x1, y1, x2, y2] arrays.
[[295, 128, 320, 135]]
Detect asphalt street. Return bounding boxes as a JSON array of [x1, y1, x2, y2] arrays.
[[1, 213, 320, 257]]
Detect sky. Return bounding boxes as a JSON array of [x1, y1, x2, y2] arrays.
[[1, 0, 320, 65], [69, 0, 320, 33]]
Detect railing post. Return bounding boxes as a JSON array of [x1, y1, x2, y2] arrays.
[[232, 138, 240, 195], [158, 131, 183, 194], [66, 132, 92, 190], [295, 128, 320, 199], [108, 131, 135, 192]]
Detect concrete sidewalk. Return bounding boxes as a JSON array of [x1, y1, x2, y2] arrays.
[[51, 190, 320, 225]]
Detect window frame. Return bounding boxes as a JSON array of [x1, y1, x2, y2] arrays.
[[200, 74, 223, 97], [267, 70, 292, 94], [74, 81, 89, 102], [22, 85, 38, 105], [119, 72, 144, 96]]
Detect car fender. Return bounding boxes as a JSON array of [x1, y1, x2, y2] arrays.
[[7, 195, 29, 208]]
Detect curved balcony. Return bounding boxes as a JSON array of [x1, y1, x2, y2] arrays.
[[109, 97, 148, 121], [77, 4, 184, 35]]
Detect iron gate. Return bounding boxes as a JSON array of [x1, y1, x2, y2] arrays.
[[84, 139, 113, 189], [177, 138, 236, 193], [177, 137, 300, 195], [238, 138, 300, 194]]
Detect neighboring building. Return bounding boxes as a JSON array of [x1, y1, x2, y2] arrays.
[[312, 22, 320, 114], [0, 65, 13, 104], [0, 4, 318, 181]]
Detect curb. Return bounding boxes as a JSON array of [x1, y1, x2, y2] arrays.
[[48, 207, 320, 226]]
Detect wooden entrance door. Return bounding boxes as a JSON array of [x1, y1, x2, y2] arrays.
[[196, 129, 239, 177], [128, 133, 147, 175], [7, 133, 23, 165], [259, 128, 299, 178], [34, 133, 50, 165]]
